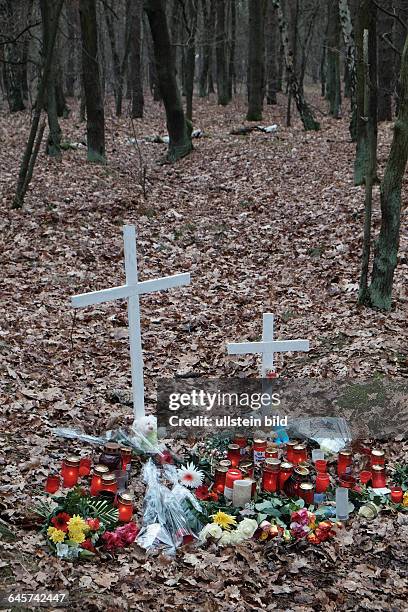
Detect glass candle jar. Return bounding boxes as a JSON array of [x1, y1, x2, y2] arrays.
[[315, 473, 330, 493], [371, 465, 386, 488], [219, 459, 232, 469], [390, 486, 403, 504], [266, 445, 279, 459], [61, 456, 80, 488], [227, 444, 241, 467], [224, 468, 243, 500], [100, 473, 118, 494], [292, 444, 308, 464], [120, 446, 132, 472], [284, 466, 310, 498], [253, 439, 267, 465], [285, 441, 299, 463], [99, 442, 121, 471], [359, 470, 372, 485], [239, 460, 254, 478], [214, 466, 228, 493], [90, 464, 110, 496], [336, 487, 349, 521], [279, 462, 294, 491], [337, 450, 352, 476], [232, 479, 252, 507], [312, 449, 325, 463], [117, 492, 134, 522], [79, 457, 92, 477], [339, 474, 356, 489], [262, 459, 281, 493], [315, 460, 327, 474], [370, 449, 385, 467], [45, 474, 60, 494], [234, 434, 247, 454], [299, 482, 314, 505]]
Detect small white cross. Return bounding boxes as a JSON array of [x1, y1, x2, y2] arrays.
[[227, 313, 309, 377], [71, 225, 190, 421]]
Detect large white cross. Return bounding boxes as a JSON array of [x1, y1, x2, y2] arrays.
[[71, 225, 190, 421], [227, 313, 309, 377]]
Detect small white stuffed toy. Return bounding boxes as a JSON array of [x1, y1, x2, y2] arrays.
[[133, 415, 158, 446]]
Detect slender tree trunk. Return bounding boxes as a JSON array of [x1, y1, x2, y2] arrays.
[[216, 0, 230, 105], [144, 0, 192, 161], [42, 0, 61, 157], [65, 1, 77, 97], [3, 0, 25, 112], [265, 2, 279, 104], [228, 0, 236, 97], [339, 0, 357, 139], [13, 0, 64, 208], [394, 0, 406, 115], [130, 0, 144, 118], [104, 3, 123, 115], [199, 0, 210, 96], [368, 34, 408, 309], [247, 0, 264, 121], [79, 0, 106, 163], [145, 14, 161, 101], [377, 0, 394, 122], [327, 0, 342, 118], [320, 34, 327, 97], [208, 0, 216, 93]]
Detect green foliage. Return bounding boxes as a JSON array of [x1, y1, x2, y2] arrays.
[[87, 499, 119, 529], [393, 464, 408, 490]]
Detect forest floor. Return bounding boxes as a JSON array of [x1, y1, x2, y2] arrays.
[[1, 90, 408, 611]]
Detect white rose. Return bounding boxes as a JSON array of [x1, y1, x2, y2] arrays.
[[236, 518, 258, 539], [199, 523, 222, 541], [218, 531, 233, 546], [229, 530, 245, 545]]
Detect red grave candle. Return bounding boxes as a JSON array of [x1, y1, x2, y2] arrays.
[[79, 457, 92, 477], [266, 445, 279, 459], [292, 444, 308, 464], [371, 465, 386, 488], [315, 472, 330, 493], [370, 449, 385, 467], [224, 468, 242, 500], [262, 459, 281, 493], [90, 464, 110, 496], [359, 470, 372, 485], [299, 482, 314, 505], [315, 460, 327, 474], [214, 466, 228, 493], [117, 492, 134, 522], [120, 446, 132, 472], [390, 486, 403, 504], [234, 434, 247, 454], [239, 460, 254, 478], [279, 461, 294, 491], [61, 456, 80, 488], [219, 459, 232, 469], [253, 439, 267, 465], [45, 475, 60, 494], [339, 474, 356, 489], [100, 473, 118, 494], [337, 450, 352, 476], [285, 441, 299, 463], [227, 444, 241, 468]]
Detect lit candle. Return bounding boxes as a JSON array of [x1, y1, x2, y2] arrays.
[[262, 459, 281, 492], [336, 487, 349, 521], [120, 446, 132, 472], [265, 445, 279, 459], [299, 482, 314, 505], [390, 486, 403, 504], [117, 492, 134, 522], [45, 474, 60, 494], [227, 444, 241, 468], [337, 450, 352, 476], [370, 449, 385, 467], [279, 462, 294, 491], [315, 460, 327, 474], [90, 464, 110, 496], [214, 466, 228, 493], [100, 473, 118, 494], [285, 441, 299, 463], [234, 434, 247, 455], [61, 456, 80, 488], [224, 468, 242, 500], [232, 479, 252, 507], [79, 457, 92, 477], [371, 465, 386, 488], [292, 444, 308, 464], [315, 473, 330, 493]]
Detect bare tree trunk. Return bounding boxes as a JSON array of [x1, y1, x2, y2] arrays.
[[339, 0, 357, 139], [3, 0, 26, 112], [327, 0, 342, 118], [228, 0, 236, 97], [65, 1, 77, 97], [265, 1, 279, 105], [13, 0, 64, 208], [184, 2, 198, 121], [144, 0, 192, 161], [247, 0, 264, 121], [145, 14, 161, 101], [199, 0, 210, 96], [130, 0, 144, 118], [104, 2, 122, 115], [216, 0, 230, 105], [79, 0, 106, 163], [368, 33, 408, 309], [377, 0, 394, 122]]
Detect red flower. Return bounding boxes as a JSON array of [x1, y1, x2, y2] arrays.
[[157, 450, 173, 464], [86, 518, 100, 531], [81, 539, 96, 553], [102, 531, 124, 550], [115, 522, 139, 545], [208, 490, 219, 501], [195, 485, 210, 500], [51, 512, 71, 532]]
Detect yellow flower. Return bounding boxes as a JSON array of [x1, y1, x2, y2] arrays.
[[211, 511, 237, 531], [67, 515, 88, 532], [47, 526, 66, 543], [68, 528, 86, 544], [403, 491, 408, 507]]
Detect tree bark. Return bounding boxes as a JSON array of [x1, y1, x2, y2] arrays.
[[130, 0, 144, 118], [184, 2, 198, 121], [247, 0, 264, 121], [216, 0, 230, 105], [265, 1, 279, 105], [327, 0, 342, 118], [104, 2, 123, 116], [228, 0, 236, 98], [144, 0, 192, 161], [339, 0, 357, 139], [79, 0, 106, 163], [377, 0, 394, 122], [3, 0, 26, 112], [65, 0, 77, 97], [368, 33, 408, 309]]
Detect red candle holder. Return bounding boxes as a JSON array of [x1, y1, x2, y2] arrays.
[[45, 475, 60, 494], [285, 441, 299, 463], [371, 465, 386, 488], [234, 434, 247, 453], [299, 482, 314, 505], [370, 449, 385, 467], [279, 461, 294, 491], [339, 474, 356, 489], [219, 459, 232, 469], [227, 444, 241, 468], [292, 444, 308, 464], [315, 460, 327, 473], [117, 492, 134, 522], [315, 473, 330, 493], [61, 456, 80, 488], [239, 460, 254, 478], [266, 445, 278, 459], [100, 473, 117, 494], [90, 464, 110, 496], [224, 468, 242, 500], [214, 466, 228, 493], [79, 457, 92, 477], [359, 470, 372, 485], [262, 459, 281, 493], [120, 446, 132, 472], [390, 486, 403, 504], [337, 450, 352, 476], [253, 439, 267, 465]]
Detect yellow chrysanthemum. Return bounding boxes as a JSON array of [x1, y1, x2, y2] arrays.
[[403, 491, 408, 507], [47, 526, 66, 543], [67, 515, 88, 532], [211, 511, 237, 531], [68, 528, 86, 544]]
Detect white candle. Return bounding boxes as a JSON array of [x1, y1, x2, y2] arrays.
[[336, 487, 349, 521], [312, 449, 325, 462], [232, 479, 252, 507]]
